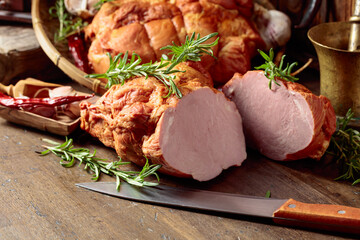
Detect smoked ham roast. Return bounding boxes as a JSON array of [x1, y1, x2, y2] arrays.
[[222, 70, 336, 161], [80, 62, 247, 181], [84, 0, 265, 84]]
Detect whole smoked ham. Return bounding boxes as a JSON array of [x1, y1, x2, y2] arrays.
[[80, 62, 247, 181], [84, 0, 264, 84], [223, 70, 336, 161]]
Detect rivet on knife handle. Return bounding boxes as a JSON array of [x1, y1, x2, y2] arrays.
[[273, 199, 360, 234]]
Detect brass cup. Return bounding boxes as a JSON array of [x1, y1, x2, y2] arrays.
[[308, 22, 360, 118]]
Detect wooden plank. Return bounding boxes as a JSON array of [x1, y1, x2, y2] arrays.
[[0, 26, 65, 85], [0, 10, 32, 23]]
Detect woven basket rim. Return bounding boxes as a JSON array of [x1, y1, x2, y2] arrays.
[[31, 0, 106, 95]]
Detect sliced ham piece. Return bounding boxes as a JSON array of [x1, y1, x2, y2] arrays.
[[80, 62, 246, 181], [222, 70, 336, 161]]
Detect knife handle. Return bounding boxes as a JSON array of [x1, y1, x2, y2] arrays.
[[273, 198, 360, 234]]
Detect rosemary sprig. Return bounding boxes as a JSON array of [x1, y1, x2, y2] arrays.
[[326, 109, 360, 185], [161, 32, 219, 72], [39, 137, 161, 190], [86, 52, 183, 98], [49, 0, 88, 43], [86, 32, 219, 98], [255, 49, 299, 89]]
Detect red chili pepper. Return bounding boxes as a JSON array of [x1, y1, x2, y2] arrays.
[[67, 33, 91, 73], [0, 94, 94, 109], [0, 92, 11, 98]]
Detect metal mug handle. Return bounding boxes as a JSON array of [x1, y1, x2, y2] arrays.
[[294, 0, 322, 29], [348, 0, 360, 51]]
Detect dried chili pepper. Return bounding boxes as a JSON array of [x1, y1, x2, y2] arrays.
[[0, 92, 11, 98], [67, 33, 91, 73]]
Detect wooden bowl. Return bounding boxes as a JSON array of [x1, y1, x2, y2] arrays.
[[0, 105, 80, 136], [31, 0, 107, 95]]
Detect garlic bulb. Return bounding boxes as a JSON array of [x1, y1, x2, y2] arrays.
[[64, 0, 99, 19], [253, 3, 292, 50]]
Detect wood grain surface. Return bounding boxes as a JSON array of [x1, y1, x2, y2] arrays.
[[0, 76, 359, 240], [0, 25, 65, 85]]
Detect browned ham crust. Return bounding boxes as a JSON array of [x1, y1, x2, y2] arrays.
[[84, 0, 264, 84]]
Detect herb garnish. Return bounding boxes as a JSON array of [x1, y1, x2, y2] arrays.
[[39, 138, 161, 190], [86, 52, 184, 98], [93, 0, 114, 11], [160, 32, 219, 72], [86, 32, 219, 98], [265, 190, 271, 198], [326, 109, 360, 185], [255, 49, 299, 89], [49, 0, 88, 43]]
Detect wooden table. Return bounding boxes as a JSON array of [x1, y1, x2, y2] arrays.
[[0, 71, 359, 240]]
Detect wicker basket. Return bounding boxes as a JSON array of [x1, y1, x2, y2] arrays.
[[31, 0, 107, 95]]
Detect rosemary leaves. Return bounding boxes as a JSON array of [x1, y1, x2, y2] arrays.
[[327, 109, 360, 185], [161, 32, 219, 72], [86, 32, 219, 98], [49, 0, 88, 43], [255, 49, 298, 89], [39, 138, 161, 190], [85, 52, 184, 98]]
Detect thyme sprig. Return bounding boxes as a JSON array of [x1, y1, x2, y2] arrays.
[[327, 109, 360, 185], [39, 138, 161, 190], [255, 49, 299, 89], [49, 0, 88, 43], [86, 32, 219, 98]]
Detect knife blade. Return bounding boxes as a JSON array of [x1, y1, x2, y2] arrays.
[[76, 182, 360, 235]]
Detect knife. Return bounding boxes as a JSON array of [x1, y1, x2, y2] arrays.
[[76, 182, 360, 235]]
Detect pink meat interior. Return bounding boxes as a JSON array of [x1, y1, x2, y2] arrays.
[[159, 88, 247, 181], [224, 72, 314, 160]]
